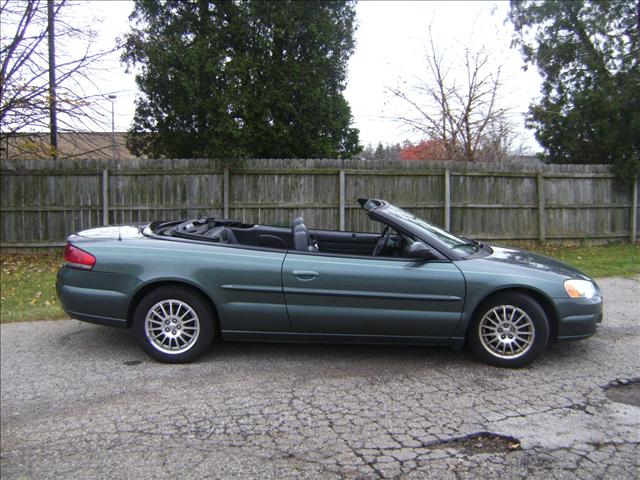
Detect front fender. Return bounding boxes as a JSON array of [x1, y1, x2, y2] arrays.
[[452, 259, 567, 339]]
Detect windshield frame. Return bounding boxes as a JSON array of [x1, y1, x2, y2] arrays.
[[366, 200, 483, 260]]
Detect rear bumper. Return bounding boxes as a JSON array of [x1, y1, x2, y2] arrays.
[[62, 309, 128, 328], [56, 267, 132, 328], [555, 295, 603, 340]]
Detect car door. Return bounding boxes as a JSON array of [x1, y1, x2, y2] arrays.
[[191, 245, 291, 333], [281, 252, 466, 338]]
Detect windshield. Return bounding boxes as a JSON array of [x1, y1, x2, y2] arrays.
[[385, 205, 481, 255]]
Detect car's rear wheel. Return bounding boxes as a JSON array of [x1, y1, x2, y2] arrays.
[[468, 292, 549, 368], [133, 286, 215, 363]]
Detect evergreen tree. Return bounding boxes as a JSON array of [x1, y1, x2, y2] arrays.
[[509, 1, 639, 179], [122, 0, 361, 159]]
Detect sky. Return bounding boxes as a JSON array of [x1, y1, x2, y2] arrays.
[[9, 0, 543, 152], [344, 1, 542, 151]]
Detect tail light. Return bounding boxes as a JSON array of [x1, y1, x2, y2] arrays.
[[64, 243, 96, 270]]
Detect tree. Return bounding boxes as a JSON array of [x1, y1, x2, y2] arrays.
[[1, 0, 116, 157], [360, 142, 401, 160], [122, 0, 361, 159], [388, 27, 519, 162], [508, 0, 640, 179], [399, 139, 446, 161]]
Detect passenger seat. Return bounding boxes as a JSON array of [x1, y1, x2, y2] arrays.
[[292, 223, 319, 252]]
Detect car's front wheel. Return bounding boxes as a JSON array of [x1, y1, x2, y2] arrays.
[[468, 292, 549, 368], [133, 286, 215, 363]]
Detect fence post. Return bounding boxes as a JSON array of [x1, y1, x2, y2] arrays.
[[444, 169, 451, 230], [631, 176, 638, 243], [537, 173, 546, 242], [223, 167, 230, 218], [339, 169, 346, 231], [102, 169, 109, 225]]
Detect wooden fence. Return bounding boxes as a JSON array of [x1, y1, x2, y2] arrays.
[[1, 158, 638, 248]]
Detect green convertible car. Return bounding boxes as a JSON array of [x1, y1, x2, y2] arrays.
[[56, 198, 602, 368]]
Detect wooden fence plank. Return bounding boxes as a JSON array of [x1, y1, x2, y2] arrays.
[[339, 170, 346, 231], [537, 174, 546, 242], [632, 176, 638, 243], [444, 169, 451, 231], [223, 167, 230, 218], [102, 169, 109, 225]]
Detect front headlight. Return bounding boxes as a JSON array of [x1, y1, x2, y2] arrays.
[[564, 279, 596, 299]]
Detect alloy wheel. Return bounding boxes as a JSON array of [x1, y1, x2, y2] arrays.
[[478, 305, 535, 359], [144, 299, 200, 354]]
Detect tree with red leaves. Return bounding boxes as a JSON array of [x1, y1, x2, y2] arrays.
[[399, 140, 447, 161]]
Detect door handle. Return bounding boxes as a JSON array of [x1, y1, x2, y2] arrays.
[[292, 270, 319, 280]]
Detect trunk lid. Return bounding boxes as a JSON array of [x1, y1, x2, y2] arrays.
[[68, 224, 147, 242]]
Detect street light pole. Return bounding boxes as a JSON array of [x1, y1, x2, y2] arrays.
[[48, 0, 58, 159], [108, 94, 117, 160]]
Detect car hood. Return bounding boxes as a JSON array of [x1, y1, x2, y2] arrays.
[[483, 245, 592, 280]]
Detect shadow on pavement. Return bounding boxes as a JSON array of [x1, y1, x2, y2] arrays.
[[67, 320, 478, 369], [60, 319, 596, 373]]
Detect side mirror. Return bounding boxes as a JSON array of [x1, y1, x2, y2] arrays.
[[409, 241, 436, 260]]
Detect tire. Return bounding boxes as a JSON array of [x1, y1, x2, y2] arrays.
[[133, 286, 215, 363], [468, 292, 549, 368]]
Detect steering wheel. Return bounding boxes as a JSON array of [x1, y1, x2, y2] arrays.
[[372, 226, 391, 256]]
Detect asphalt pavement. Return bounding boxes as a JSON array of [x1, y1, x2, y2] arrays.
[[1, 276, 639, 479]]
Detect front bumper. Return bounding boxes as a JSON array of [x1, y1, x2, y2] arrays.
[[554, 295, 603, 340]]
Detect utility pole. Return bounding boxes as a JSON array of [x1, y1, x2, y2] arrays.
[[108, 95, 117, 160], [47, 0, 58, 159]]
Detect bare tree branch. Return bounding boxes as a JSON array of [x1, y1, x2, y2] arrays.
[[1, 0, 121, 158], [387, 27, 522, 161]]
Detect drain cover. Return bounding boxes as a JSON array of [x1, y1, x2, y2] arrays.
[[604, 378, 640, 407]]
